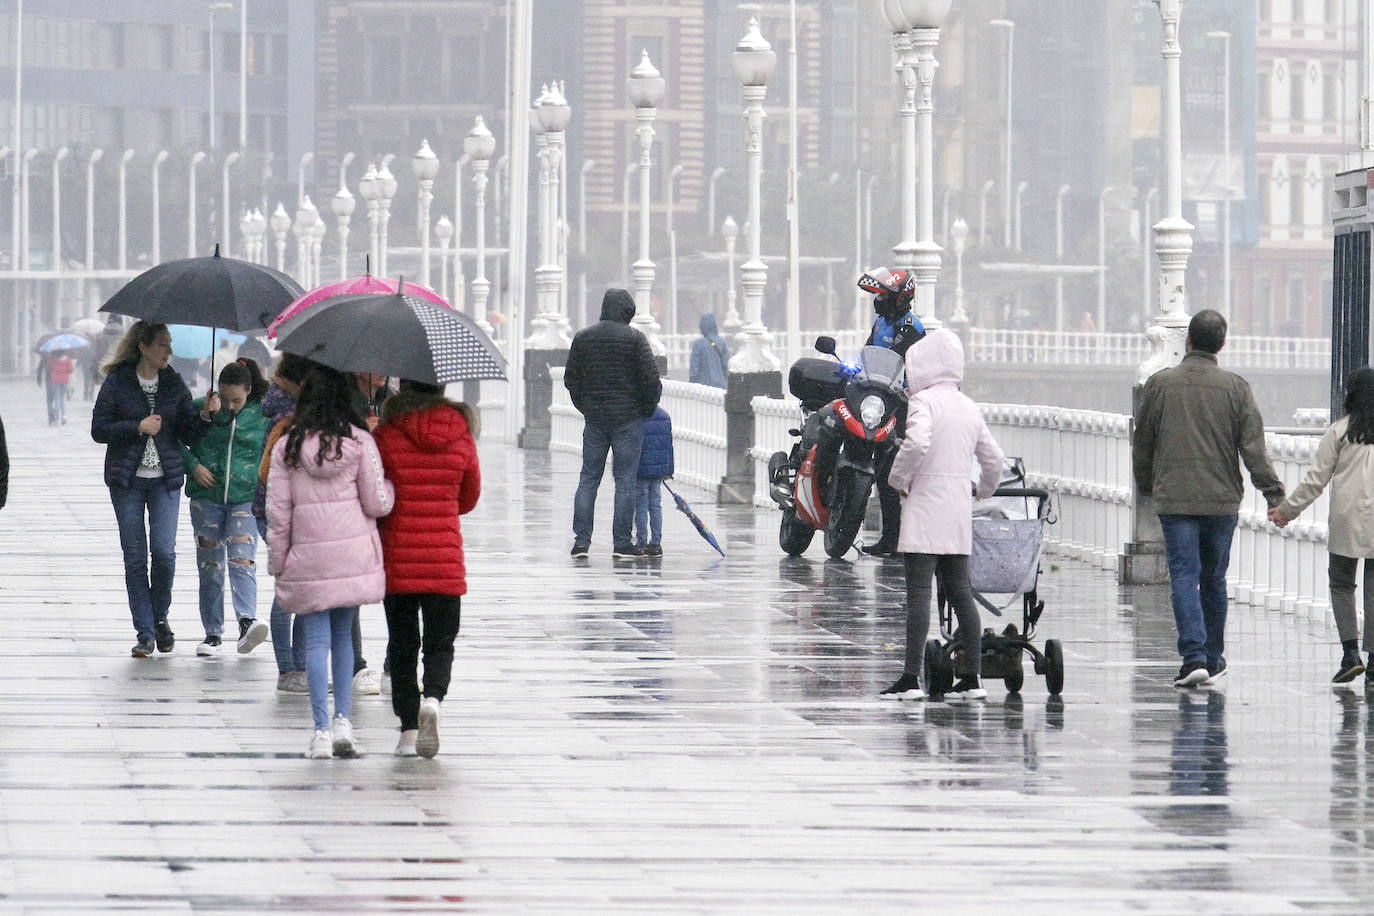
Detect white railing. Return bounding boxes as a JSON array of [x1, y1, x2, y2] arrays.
[[750, 395, 805, 507], [547, 367, 727, 496], [662, 328, 1331, 373]]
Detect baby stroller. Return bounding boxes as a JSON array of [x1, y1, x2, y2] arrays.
[[923, 459, 1064, 697]]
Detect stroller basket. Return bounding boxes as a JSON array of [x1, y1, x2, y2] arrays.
[[969, 487, 1051, 597]]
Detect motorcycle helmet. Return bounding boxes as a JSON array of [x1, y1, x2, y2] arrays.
[[858, 267, 915, 320]]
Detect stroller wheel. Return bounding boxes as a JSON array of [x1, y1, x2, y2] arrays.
[[922, 639, 952, 696], [1004, 665, 1024, 694], [1044, 639, 1065, 696]]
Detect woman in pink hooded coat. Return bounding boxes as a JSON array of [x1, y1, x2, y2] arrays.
[[268, 366, 394, 759], [882, 329, 1004, 702]]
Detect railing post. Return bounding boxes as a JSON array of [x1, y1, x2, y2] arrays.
[[719, 370, 782, 504]]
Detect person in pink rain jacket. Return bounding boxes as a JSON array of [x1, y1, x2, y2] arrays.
[[881, 328, 1004, 702], [267, 365, 394, 760]]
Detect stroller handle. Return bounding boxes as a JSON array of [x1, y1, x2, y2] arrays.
[[991, 487, 1050, 500]]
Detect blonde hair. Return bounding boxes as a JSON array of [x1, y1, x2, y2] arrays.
[[101, 320, 169, 375]]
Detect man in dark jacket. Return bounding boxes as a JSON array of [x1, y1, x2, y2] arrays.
[[563, 288, 662, 558], [1134, 309, 1284, 689]]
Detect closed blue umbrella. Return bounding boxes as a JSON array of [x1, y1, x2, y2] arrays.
[[664, 482, 725, 557]]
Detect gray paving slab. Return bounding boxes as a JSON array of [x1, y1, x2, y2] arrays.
[[1, 380, 1373, 911]]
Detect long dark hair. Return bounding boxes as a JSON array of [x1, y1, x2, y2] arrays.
[[283, 366, 364, 469], [218, 357, 268, 401], [1345, 367, 1374, 445]]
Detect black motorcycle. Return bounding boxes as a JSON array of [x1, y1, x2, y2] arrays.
[[768, 336, 907, 558]]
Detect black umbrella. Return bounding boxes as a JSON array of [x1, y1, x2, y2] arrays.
[[275, 292, 507, 385], [99, 244, 304, 333]]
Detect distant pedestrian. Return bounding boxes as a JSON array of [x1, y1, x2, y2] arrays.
[[267, 365, 393, 759], [1269, 367, 1374, 685], [181, 358, 272, 658], [92, 321, 214, 657], [881, 329, 1004, 702], [563, 288, 661, 559], [634, 407, 674, 557], [45, 352, 75, 425], [0, 410, 8, 511], [373, 380, 481, 758], [689, 313, 729, 389], [255, 353, 313, 692], [1134, 309, 1285, 689]]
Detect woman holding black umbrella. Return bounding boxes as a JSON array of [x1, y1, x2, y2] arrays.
[[92, 321, 217, 657]]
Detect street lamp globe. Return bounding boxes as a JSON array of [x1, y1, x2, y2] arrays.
[[378, 163, 398, 201], [270, 202, 291, 236], [358, 163, 380, 202], [529, 85, 549, 138], [411, 138, 439, 184], [239, 208, 254, 240], [249, 207, 266, 239], [951, 216, 968, 257], [464, 116, 497, 163], [538, 83, 573, 133], [296, 195, 318, 230], [731, 20, 776, 87], [899, 0, 952, 29], [628, 49, 667, 107], [434, 215, 453, 245], [722, 215, 739, 242], [332, 184, 355, 219], [881, 0, 909, 31]]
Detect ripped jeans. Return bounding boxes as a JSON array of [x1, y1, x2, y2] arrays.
[[189, 499, 259, 637]]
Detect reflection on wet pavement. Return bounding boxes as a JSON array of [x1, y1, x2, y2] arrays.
[[0, 384, 1371, 910]]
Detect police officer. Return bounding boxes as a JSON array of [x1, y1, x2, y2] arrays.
[[857, 267, 924, 557]]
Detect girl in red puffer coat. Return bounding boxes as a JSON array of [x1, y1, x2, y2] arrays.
[[372, 380, 481, 758]]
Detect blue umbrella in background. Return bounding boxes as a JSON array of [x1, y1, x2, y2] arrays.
[[664, 482, 726, 557], [34, 332, 91, 353], [166, 324, 247, 359]]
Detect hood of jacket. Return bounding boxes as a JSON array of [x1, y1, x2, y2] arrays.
[[905, 327, 965, 393], [600, 288, 637, 324], [292, 430, 362, 480], [699, 312, 719, 338], [379, 391, 472, 450]]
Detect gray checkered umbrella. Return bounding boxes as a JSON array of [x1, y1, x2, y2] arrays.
[[274, 292, 507, 384]]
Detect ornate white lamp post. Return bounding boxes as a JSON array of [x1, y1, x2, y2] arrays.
[[220, 150, 240, 257], [331, 182, 354, 281], [901, 0, 949, 330], [1138, 0, 1194, 383], [1206, 29, 1232, 319], [434, 215, 453, 300], [357, 163, 380, 272], [666, 162, 683, 337], [293, 196, 317, 285], [376, 161, 398, 277], [249, 207, 266, 264], [628, 50, 666, 355], [1055, 183, 1071, 331], [411, 138, 439, 287], [48, 147, 69, 272], [310, 217, 326, 287], [1098, 185, 1114, 332], [464, 115, 498, 338], [529, 84, 573, 347], [117, 149, 134, 269], [949, 216, 970, 329], [85, 149, 102, 275], [187, 150, 206, 257], [451, 152, 469, 311], [881, 2, 917, 280], [269, 202, 290, 272], [722, 215, 740, 330], [990, 18, 1014, 249], [728, 19, 778, 372], [239, 208, 254, 263]]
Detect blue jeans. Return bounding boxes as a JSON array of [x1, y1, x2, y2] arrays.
[[109, 479, 181, 640], [189, 499, 258, 637], [257, 514, 306, 674], [301, 607, 356, 730], [46, 382, 66, 423], [1159, 514, 1238, 665], [634, 478, 663, 546], [572, 419, 644, 548]]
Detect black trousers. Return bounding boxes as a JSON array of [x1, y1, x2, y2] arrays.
[[384, 593, 462, 731]]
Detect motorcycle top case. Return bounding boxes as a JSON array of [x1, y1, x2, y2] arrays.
[[788, 358, 847, 411]]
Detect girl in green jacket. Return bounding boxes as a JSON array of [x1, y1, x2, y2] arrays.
[[183, 358, 272, 656]]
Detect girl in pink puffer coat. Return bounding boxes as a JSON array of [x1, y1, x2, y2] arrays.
[[267, 366, 393, 759], [880, 328, 1004, 702]]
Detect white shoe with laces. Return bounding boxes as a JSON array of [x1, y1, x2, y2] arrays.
[[352, 668, 381, 696], [307, 729, 333, 759], [331, 715, 357, 758]]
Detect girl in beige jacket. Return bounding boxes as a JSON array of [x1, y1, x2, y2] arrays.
[[1269, 367, 1374, 685]]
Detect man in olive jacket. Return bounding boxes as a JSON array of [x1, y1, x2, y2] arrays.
[[1133, 309, 1284, 688], [564, 288, 662, 558]]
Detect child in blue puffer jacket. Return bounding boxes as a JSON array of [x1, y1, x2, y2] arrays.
[[634, 407, 674, 558]]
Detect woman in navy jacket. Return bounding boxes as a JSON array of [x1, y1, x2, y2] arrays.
[[92, 321, 215, 657]]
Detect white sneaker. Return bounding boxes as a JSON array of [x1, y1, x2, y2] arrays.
[[196, 635, 222, 657], [352, 668, 381, 696], [944, 677, 987, 701], [237, 618, 269, 654], [395, 729, 418, 757], [332, 714, 357, 758], [417, 697, 441, 758], [307, 729, 333, 759]]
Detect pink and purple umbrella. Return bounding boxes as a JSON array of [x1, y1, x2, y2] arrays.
[[267, 274, 450, 338]]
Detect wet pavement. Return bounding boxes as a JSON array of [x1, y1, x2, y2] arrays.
[[2, 380, 1374, 912]]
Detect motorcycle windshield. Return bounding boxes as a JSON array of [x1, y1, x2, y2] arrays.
[[856, 346, 904, 391]]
